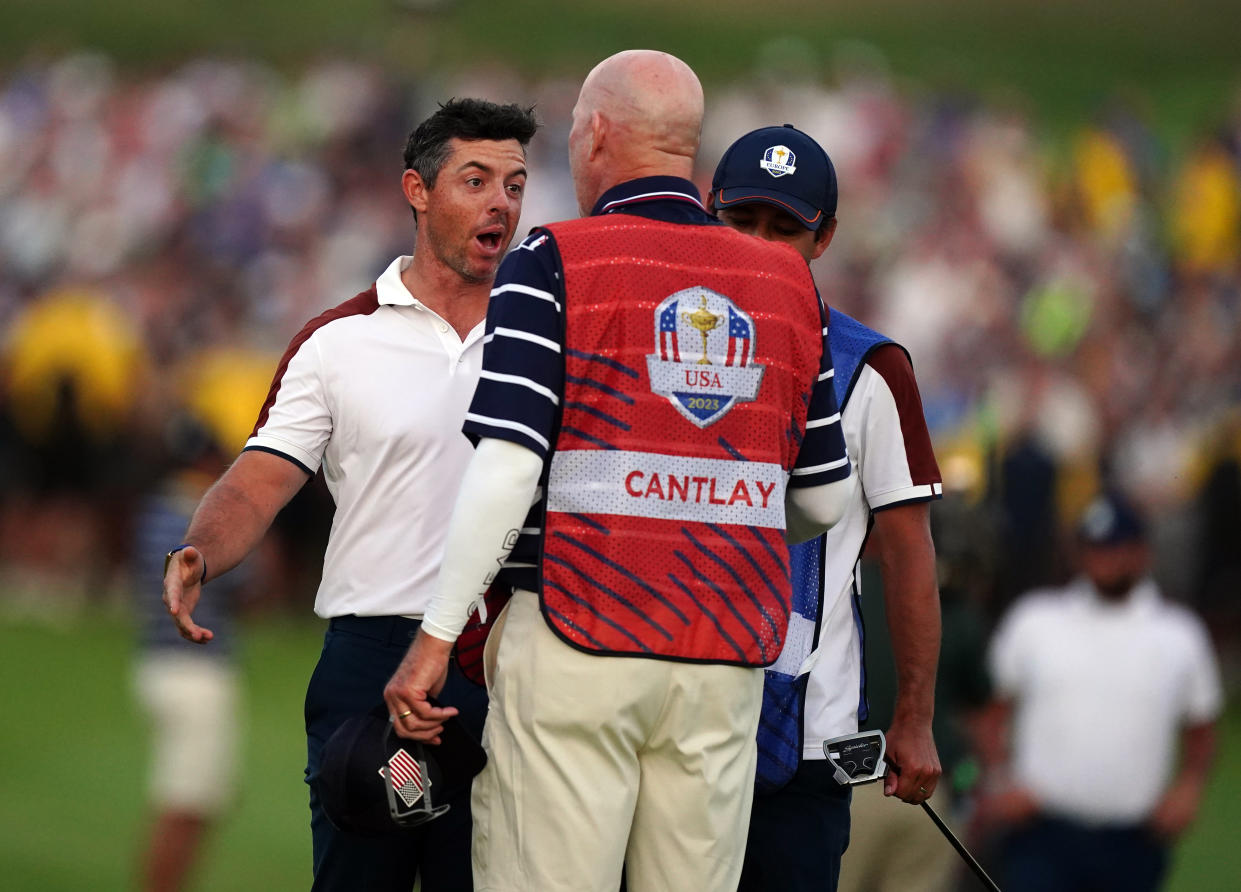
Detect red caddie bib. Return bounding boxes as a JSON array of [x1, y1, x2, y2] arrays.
[[538, 215, 824, 666]]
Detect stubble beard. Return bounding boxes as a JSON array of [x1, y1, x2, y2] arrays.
[[426, 221, 495, 286]]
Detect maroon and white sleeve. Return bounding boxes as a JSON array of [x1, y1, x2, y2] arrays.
[[244, 288, 378, 474], [853, 344, 942, 511], [243, 330, 332, 475]]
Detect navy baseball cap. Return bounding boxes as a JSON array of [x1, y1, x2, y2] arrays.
[[314, 703, 486, 836], [1077, 493, 1147, 547], [712, 124, 838, 229]]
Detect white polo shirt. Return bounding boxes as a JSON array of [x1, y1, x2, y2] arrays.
[[801, 346, 942, 757], [245, 256, 485, 618], [989, 577, 1223, 824]]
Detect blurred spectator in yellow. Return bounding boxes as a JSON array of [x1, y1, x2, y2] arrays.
[[177, 347, 282, 455], [978, 492, 1222, 892], [4, 285, 145, 446], [1169, 136, 1241, 276], [1072, 127, 1138, 242], [0, 285, 147, 594]]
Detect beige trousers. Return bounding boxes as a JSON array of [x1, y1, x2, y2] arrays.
[[472, 590, 765, 892], [838, 780, 958, 892]]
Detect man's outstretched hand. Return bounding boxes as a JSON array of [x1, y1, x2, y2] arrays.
[[163, 546, 213, 644]]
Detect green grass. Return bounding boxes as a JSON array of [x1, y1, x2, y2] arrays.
[[1, 608, 1239, 889], [1164, 704, 1241, 889], [2, 0, 1239, 149], [0, 611, 323, 892]]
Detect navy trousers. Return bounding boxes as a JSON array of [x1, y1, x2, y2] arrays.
[[1002, 815, 1169, 892], [304, 615, 488, 892], [738, 759, 853, 892]]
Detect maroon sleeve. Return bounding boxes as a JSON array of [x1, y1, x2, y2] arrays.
[[866, 344, 940, 486]]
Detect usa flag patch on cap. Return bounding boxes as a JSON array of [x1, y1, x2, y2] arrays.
[[380, 748, 425, 808]]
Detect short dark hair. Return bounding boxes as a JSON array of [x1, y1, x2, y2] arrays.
[[403, 98, 539, 189]]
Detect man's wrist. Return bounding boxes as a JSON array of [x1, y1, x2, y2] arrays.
[[420, 618, 460, 645], [891, 699, 935, 727], [165, 544, 207, 583]]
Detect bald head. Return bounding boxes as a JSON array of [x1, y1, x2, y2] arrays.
[[568, 50, 705, 214]]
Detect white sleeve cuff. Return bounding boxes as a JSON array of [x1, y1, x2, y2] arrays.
[[868, 482, 943, 510], [419, 618, 461, 643], [244, 435, 322, 474]]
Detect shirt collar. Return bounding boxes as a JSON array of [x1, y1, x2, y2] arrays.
[[376, 255, 419, 307], [590, 176, 706, 217]]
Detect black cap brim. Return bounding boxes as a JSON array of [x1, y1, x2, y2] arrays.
[[714, 186, 825, 229], [315, 702, 487, 837]]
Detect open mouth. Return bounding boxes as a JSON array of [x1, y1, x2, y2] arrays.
[[475, 227, 504, 253]]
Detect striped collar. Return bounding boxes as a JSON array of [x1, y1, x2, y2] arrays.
[[591, 176, 706, 216]]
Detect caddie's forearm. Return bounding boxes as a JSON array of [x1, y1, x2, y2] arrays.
[[422, 438, 543, 642], [183, 450, 308, 582], [875, 504, 941, 723]]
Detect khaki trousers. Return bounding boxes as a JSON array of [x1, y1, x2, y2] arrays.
[[837, 780, 958, 892], [473, 590, 765, 892]]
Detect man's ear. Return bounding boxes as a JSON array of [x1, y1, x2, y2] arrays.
[[810, 217, 837, 260], [402, 168, 430, 217], [588, 110, 606, 161], [705, 191, 718, 215]]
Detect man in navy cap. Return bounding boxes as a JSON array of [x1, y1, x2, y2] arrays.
[[710, 125, 945, 891], [982, 492, 1222, 892]]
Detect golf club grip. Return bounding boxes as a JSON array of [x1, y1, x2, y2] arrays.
[[920, 801, 1003, 892]]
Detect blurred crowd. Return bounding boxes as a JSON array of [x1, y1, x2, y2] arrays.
[[0, 50, 1239, 642]]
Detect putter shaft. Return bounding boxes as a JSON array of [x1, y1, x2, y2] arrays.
[[920, 800, 1002, 892]]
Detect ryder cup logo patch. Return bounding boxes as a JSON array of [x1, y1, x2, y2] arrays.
[[759, 145, 797, 177], [380, 748, 425, 808], [646, 286, 765, 427]]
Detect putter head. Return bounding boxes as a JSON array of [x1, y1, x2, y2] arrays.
[[825, 732, 1004, 891], [823, 729, 887, 786]]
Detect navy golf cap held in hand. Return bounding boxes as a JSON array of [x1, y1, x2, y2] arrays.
[[315, 702, 486, 836]]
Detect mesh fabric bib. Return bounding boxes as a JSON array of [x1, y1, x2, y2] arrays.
[[539, 215, 823, 665]]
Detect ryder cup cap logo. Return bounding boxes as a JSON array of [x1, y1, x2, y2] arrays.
[[646, 287, 765, 427], [759, 145, 797, 177]]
